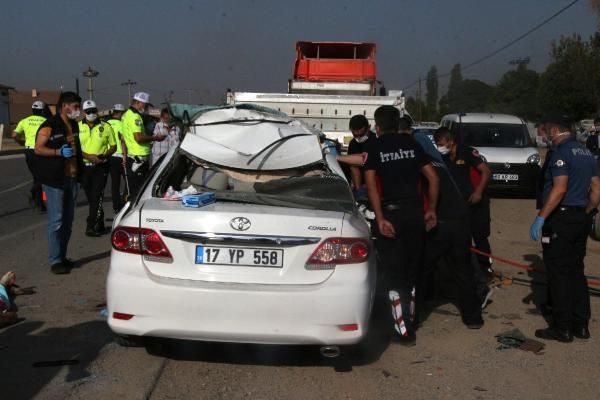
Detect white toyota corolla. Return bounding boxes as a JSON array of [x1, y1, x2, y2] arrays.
[[107, 105, 376, 355]]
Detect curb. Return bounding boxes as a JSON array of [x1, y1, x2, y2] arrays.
[[0, 149, 24, 156]]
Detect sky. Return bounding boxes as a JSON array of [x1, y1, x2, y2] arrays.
[[0, 0, 598, 108]]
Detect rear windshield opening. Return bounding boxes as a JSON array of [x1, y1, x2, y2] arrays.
[[152, 150, 355, 213], [461, 123, 532, 148]]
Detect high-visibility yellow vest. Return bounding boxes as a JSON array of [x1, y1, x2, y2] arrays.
[[78, 120, 116, 158], [121, 108, 150, 156], [107, 118, 123, 155], [14, 115, 46, 148]]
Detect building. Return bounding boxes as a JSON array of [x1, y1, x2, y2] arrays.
[[8, 89, 61, 135], [0, 84, 13, 137]]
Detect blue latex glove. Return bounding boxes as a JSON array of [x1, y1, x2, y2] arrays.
[[354, 186, 368, 199], [529, 216, 545, 241], [59, 144, 73, 158]]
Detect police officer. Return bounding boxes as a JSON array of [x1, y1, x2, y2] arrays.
[[121, 92, 165, 197], [434, 127, 493, 278], [34, 92, 84, 274], [107, 103, 127, 213], [364, 106, 439, 345], [79, 100, 116, 236], [347, 114, 377, 198], [530, 114, 600, 343], [12, 100, 47, 211]]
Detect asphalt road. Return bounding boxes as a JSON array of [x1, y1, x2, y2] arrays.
[[1, 153, 599, 400]]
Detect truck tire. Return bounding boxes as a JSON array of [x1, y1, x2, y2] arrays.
[[114, 334, 144, 347]]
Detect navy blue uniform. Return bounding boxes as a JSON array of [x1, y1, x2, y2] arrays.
[[365, 132, 429, 339], [541, 137, 597, 332]]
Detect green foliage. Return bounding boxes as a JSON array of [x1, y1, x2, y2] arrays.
[[538, 34, 598, 121], [494, 61, 540, 120], [425, 66, 439, 118]]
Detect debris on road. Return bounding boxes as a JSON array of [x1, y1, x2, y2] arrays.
[[495, 328, 545, 354], [33, 359, 80, 368]]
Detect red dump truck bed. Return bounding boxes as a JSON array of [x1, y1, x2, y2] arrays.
[[293, 42, 377, 82]]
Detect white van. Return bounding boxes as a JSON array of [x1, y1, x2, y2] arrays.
[[440, 113, 541, 193]]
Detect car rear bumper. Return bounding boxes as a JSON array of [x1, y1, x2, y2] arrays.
[[107, 252, 375, 345]]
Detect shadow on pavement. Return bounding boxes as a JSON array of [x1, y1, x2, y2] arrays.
[[75, 250, 111, 268], [0, 320, 112, 399]]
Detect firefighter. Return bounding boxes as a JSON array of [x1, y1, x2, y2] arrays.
[[12, 100, 47, 211], [364, 106, 439, 345], [107, 103, 127, 213], [79, 100, 116, 236]]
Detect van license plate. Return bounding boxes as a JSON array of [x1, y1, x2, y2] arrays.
[[195, 246, 284, 268], [493, 173, 519, 181]]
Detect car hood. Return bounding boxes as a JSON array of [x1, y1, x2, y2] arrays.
[[473, 146, 538, 164], [181, 107, 325, 171]]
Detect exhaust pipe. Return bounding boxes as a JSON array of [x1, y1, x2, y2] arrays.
[[320, 346, 341, 358]]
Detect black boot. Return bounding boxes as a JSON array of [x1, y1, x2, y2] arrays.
[[535, 326, 573, 343]]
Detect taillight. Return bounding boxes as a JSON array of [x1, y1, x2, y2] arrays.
[[111, 226, 172, 260], [306, 238, 369, 270]]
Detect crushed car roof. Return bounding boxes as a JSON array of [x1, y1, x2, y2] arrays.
[[179, 105, 325, 171]]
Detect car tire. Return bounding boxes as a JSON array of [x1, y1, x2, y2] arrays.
[[114, 334, 144, 347]]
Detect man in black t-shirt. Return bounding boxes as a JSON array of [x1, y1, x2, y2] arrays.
[[347, 115, 377, 198], [434, 127, 493, 278], [364, 107, 439, 345]]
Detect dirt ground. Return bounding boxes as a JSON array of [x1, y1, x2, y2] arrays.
[[1, 196, 600, 400]]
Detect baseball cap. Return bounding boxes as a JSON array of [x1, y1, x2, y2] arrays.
[[112, 103, 126, 112], [541, 113, 572, 129], [32, 100, 45, 110], [133, 92, 151, 104], [82, 99, 97, 111]]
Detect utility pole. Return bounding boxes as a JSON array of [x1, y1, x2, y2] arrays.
[[121, 79, 137, 103], [417, 77, 422, 123], [83, 66, 99, 100]]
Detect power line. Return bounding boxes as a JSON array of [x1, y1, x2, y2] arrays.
[[403, 0, 581, 91]]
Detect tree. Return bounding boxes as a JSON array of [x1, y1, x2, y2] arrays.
[[458, 79, 494, 112], [425, 66, 439, 120], [447, 64, 463, 111], [494, 60, 540, 120], [538, 34, 598, 121]]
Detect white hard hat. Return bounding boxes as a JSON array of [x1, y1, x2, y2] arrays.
[[82, 99, 97, 110], [32, 100, 45, 110], [112, 103, 126, 112], [132, 92, 150, 104]]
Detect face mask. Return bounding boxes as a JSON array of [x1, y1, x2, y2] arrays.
[[437, 145, 450, 155], [355, 135, 369, 144], [67, 109, 80, 120], [85, 113, 98, 122]]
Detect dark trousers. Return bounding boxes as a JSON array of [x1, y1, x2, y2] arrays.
[[109, 156, 124, 212], [82, 164, 108, 230], [542, 209, 591, 330], [420, 219, 482, 323], [470, 195, 492, 268], [377, 208, 424, 335], [24, 149, 44, 210], [125, 157, 149, 199]]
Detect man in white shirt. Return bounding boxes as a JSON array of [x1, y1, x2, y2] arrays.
[[151, 108, 180, 166]]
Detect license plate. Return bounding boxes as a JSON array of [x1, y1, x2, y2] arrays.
[[492, 173, 519, 181], [195, 245, 284, 268]]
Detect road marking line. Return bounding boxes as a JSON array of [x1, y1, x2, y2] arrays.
[[0, 180, 33, 195], [0, 207, 86, 242]]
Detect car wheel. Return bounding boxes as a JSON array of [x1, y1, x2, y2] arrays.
[[114, 334, 144, 347]]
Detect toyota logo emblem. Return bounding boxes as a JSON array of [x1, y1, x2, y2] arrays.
[[504, 162, 511, 169], [230, 217, 251, 231]]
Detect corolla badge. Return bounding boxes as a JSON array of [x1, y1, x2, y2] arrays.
[[230, 217, 251, 231]]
